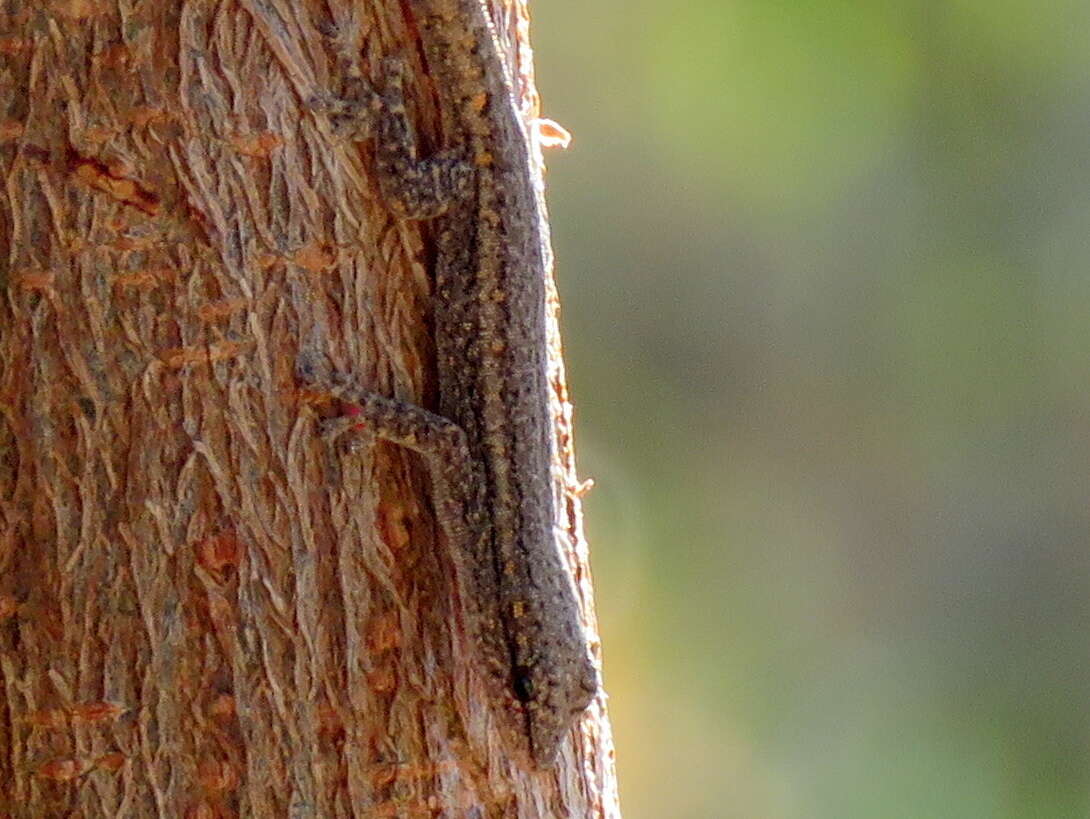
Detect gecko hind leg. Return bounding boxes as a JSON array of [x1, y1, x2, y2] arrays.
[[372, 56, 475, 219], [307, 56, 474, 218]]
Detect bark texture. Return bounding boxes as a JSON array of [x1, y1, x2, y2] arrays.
[[0, 0, 617, 816]]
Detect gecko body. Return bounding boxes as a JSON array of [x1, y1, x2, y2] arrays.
[[330, 0, 598, 765]]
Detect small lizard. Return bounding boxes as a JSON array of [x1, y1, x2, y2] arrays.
[[316, 0, 599, 766]]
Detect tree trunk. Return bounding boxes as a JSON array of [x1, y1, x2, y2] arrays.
[[0, 1, 617, 816]]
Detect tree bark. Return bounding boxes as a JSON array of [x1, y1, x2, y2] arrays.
[[0, 1, 617, 816]]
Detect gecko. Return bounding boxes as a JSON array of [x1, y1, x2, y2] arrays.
[[315, 0, 599, 766]]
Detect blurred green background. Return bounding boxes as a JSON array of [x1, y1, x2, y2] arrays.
[[532, 1, 1090, 816]]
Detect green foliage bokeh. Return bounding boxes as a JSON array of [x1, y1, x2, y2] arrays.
[[534, 1, 1090, 816]]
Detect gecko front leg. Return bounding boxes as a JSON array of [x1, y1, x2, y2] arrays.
[[316, 384, 547, 766], [321, 388, 485, 572]]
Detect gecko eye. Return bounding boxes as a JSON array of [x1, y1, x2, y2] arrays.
[[512, 666, 535, 702]]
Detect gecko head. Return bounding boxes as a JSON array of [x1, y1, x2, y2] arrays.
[[511, 653, 599, 766]]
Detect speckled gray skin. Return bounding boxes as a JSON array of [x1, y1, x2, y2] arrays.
[[324, 2, 598, 766]]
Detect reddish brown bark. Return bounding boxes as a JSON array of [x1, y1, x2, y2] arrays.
[[0, 1, 617, 816]]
